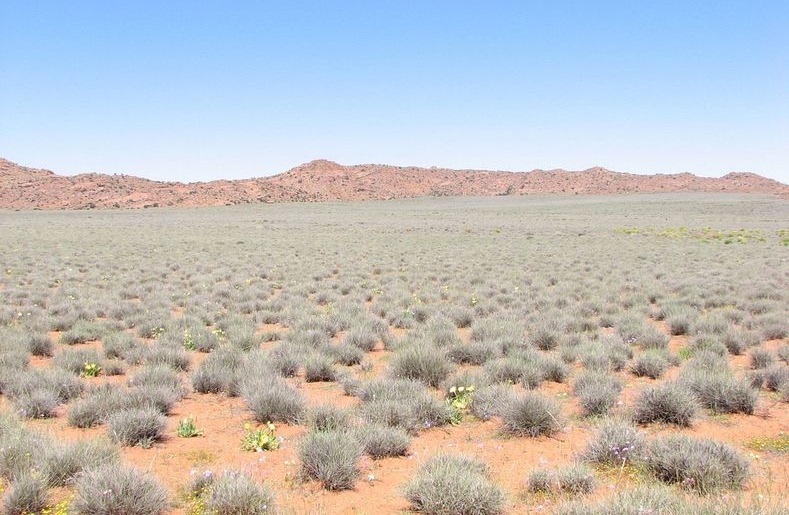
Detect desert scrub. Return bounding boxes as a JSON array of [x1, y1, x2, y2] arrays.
[[526, 469, 554, 493], [353, 423, 411, 458], [102, 331, 141, 360], [573, 370, 623, 417], [198, 470, 275, 514], [72, 464, 169, 515], [556, 464, 596, 495], [43, 437, 119, 486], [239, 375, 306, 424], [750, 347, 775, 369], [2, 473, 49, 515], [469, 384, 517, 421], [129, 364, 185, 394], [302, 352, 337, 382], [107, 407, 166, 447], [556, 485, 684, 515], [679, 368, 757, 414], [643, 434, 749, 493], [501, 391, 563, 437], [630, 349, 670, 379], [389, 344, 453, 387], [298, 429, 361, 490], [307, 404, 353, 432], [145, 343, 191, 371], [632, 381, 698, 426], [763, 363, 789, 391], [26, 333, 53, 357], [357, 378, 453, 433], [579, 418, 645, 467], [191, 346, 243, 395], [404, 454, 505, 515], [53, 348, 102, 375]]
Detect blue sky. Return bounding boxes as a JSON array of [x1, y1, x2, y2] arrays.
[[1, 1, 787, 183]]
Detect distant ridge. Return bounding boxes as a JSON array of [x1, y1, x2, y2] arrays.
[[1, 157, 786, 210]]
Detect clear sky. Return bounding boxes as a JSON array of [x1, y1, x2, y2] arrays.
[[1, 1, 787, 183]]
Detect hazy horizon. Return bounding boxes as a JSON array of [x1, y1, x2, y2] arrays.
[[1, 2, 787, 184]]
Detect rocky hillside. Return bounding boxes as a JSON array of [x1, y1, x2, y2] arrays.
[[1, 157, 786, 210]]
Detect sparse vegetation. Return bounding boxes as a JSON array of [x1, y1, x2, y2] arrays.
[[0, 195, 785, 514]]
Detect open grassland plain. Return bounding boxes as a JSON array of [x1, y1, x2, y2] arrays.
[[0, 193, 787, 514]]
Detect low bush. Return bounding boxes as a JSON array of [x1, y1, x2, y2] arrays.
[[526, 469, 554, 493], [556, 464, 596, 495], [445, 341, 496, 365], [145, 344, 190, 371], [579, 418, 645, 466], [633, 382, 698, 426], [679, 368, 757, 414], [201, 470, 275, 514], [129, 365, 184, 395], [354, 424, 411, 458], [573, 371, 623, 417], [389, 344, 453, 387], [307, 404, 353, 432], [303, 352, 337, 382], [762, 363, 789, 393], [469, 384, 517, 421], [2, 473, 49, 515], [404, 454, 505, 515], [72, 464, 169, 515], [240, 376, 306, 424], [644, 434, 749, 492], [501, 392, 563, 437], [299, 430, 361, 490], [52, 348, 102, 375], [102, 332, 140, 360], [357, 378, 453, 433], [630, 350, 670, 379], [750, 348, 774, 369], [43, 437, 119, 486], [107, 407, 166, 447], [26, 334, 53, 357]]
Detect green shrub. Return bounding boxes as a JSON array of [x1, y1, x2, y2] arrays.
[[72, 464, 169, 515], [404, 454, 505, 515], [53, 348, 102, 375], [299, 430, 361, 490], [501, 392, 563, 437]]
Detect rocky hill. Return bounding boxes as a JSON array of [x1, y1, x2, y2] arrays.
[[1, 157, 786, 210]]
